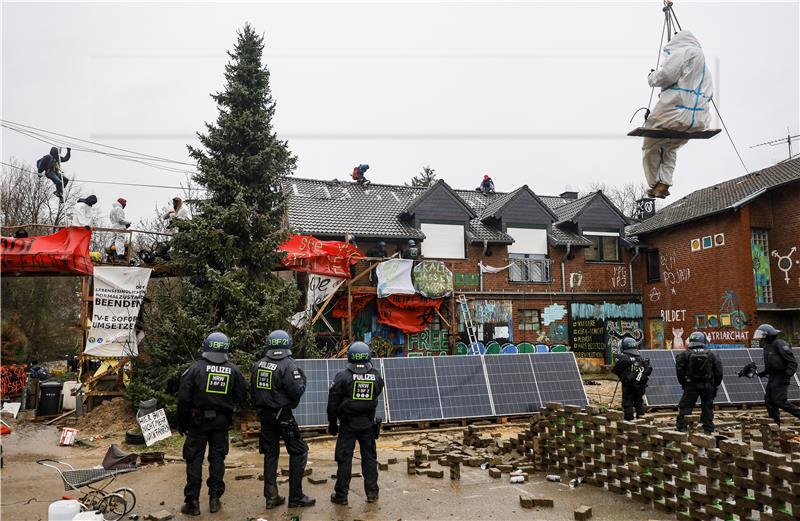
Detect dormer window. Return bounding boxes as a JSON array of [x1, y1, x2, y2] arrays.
[[584, 231, 620, 262], [420, 223, 465, 259]]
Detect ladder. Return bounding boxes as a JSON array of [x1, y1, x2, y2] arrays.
[[457, 294, 481, 355]]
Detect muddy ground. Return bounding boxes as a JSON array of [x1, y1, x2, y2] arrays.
[[1, 415, 677, 521]]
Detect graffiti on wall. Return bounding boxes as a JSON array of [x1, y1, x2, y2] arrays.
[[661, 249, 691, 295], [569, 272, 583, 288], [454, 273, 480, 287], [607, 318, 644, 355], [469, 300, 513, 324], [771, 246, 797, 285], [611, 266, 627, 288], [1, 365, 27, 397], [649, 319, 665, 349], [671, 327, 685, 349], [570, 301, 643, 363], [407, 329, 449, 357], [649, 287, 662, 302], [542, 304, 567, 325], [692, 290, 751, 343], [660, 309, 686, 324], [751, 238, 773, 304]]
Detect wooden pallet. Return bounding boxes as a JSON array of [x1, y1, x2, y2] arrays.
[[628, 127, 721, 139]]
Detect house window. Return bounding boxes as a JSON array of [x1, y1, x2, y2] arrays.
[[509, 253, 551, 282], [420, 223, 465, 259], [520, 309, 541, 331], [646, 249, 660, 282], [750, 229, 774, 304], [585, 232, 620, 262], [507, 227, 548, 255]]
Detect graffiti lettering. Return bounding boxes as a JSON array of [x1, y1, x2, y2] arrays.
[[648, 287, 662, 302], [569, 272, 583, 288], [407, 329, 449, 356], [611, 266, 627, 288], [771, 246, 797, 284], [0, 365, 27, 397], [660, 309, 686, 323]]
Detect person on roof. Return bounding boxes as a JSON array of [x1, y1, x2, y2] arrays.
[[72, 195, 98, 229], [163, 196, 191, 228], [36, 147, 71, 202], [109, 198, 132, 261], [642, 30, 714, 199], [352, 164, 370, 187], [476, 175, 495, 194]]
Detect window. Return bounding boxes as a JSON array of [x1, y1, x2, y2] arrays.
[[750, 229, 774, 304], [520, 309, 541, 331], [585, 232, 620, 262], [420, 223, 465, 259], [507, 227, 548, 255], [646, 249, 660, 282], [509, 253, 551, 282]]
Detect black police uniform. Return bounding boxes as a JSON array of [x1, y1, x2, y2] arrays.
[[328, 362, 385, 502], [675, 347, 723, 432], [761, 337, 800, 425], [251, 348, 309, 504], [177, 356, 247, 503], [612, 348, 651, 421]]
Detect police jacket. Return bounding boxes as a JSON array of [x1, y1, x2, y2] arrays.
[[612, 349, 651, 387], [327, 363, 384, 429], [251, 350, 307, 411], [177, 356, 247, 416], [675, 347, 723, 389], [762, 338, 798, 380]]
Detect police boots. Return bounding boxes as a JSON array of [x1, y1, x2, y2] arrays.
[[180, 499, 200, 516], [288, 495, 316, 508], [265, 495, 286, 509], [209, 496, 221, 513]]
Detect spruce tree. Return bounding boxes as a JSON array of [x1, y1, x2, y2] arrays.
[[407, 165, 437, 187], [128, 24, 301, 413]]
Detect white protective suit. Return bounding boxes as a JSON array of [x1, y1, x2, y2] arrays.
[[71, 203, 95, 227], [642, 30, 713, 189], [163, 202, 190, 228], [109, 201, 131, 256]]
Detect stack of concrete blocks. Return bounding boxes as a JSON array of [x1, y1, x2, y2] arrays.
[[515, 403, 800, 521]]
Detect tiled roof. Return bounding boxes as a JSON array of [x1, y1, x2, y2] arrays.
[[628, 158, 800, 236], [283, 177, 613, 247], [552, 192, 598, 223]]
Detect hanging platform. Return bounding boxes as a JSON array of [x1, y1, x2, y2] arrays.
[[628, 127, 721, 139]]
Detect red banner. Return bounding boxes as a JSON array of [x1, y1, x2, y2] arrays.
[[377, 294, 444, 333], [1, 365, 28, 397], [331, 293, 375, 319], [1, 227, 94, 276], [279, 235, 363, 279]]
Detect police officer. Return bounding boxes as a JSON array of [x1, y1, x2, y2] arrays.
[[178, 332, 247, 516], [252, 330, 315, 509], [612, 337, 652, 421], [328, 342, 385, 506], [753, 324, 800, 426], [675, 331, 723, 433]]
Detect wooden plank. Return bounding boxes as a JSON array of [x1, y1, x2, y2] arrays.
[[45, 409, 76, 425], [627, 127, 721, 139]]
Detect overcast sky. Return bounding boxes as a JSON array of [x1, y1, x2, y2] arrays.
[[2, 1, 798, 223]]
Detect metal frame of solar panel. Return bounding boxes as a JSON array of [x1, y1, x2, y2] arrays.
[[716, 349, 764, 404], [483, 354, 543, 416], [531, 352, 589, 408], [643, 350, 683, 407]]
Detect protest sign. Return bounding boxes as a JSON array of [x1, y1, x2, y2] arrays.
[[84, 266, 152, 357], [138, 408, 172, 447], [279, 235, 363, 278], [376, 259, 415, 298], [413, 261, 453, 299], [290, 274, 346, 327]]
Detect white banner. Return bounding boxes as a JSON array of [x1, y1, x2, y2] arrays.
[[84, 266, 152, 357], [138, 408, 172, 447], [376, 259, 416, 298], [290, 274, 346, 327]]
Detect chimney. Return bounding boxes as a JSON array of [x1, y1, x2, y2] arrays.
[[560, 191, 579, 200]]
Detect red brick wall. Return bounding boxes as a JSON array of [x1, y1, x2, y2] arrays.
[[758, 189, 800, 309], [636, 209, 757, 349]]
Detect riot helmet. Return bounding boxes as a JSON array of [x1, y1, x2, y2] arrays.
[[686, 331, 707, 349], [266, 329, 292, 359], [620, 337, 638, 353], [347, 341, 372, 374], [753, 324, 781, 340], [203, 331, 230, 364]]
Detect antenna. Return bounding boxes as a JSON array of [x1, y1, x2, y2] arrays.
[[750, 127, 800, 161]]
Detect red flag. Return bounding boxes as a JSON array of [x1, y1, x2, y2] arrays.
[[1, 227, 94, 276], [331, 293, 375, 319], [279, 235, 363, 279], [377, 295, 443, 333]]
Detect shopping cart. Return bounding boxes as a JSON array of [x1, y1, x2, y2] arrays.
[[37, 459, 137, 521]]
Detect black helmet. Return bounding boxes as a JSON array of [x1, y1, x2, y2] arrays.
[[203, 331, 230, 364], [754, 324, 781, 340], [620, 337, 638, 352], [408, 240, 416, 247], [347, 341, 372, 374], [687, 331, 707, 348], [266, 329, 292, 359]]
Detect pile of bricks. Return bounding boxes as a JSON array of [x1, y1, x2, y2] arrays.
[[461, 403, 800, 521]]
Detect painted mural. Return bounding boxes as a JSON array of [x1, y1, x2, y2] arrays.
[[407, 329, 449, 357], [692, 290, 751, 344], [751, 237, 773, 304], [570, 301, 643, 363], [649, 319, 665, 349], [457, 299, 514, 343]]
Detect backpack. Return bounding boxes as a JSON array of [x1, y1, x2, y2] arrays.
[[687, 347, 712, 383], [352, 168, 360, 180], [628, 356, 649, 388]]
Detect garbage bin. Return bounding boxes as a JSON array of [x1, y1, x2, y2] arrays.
[[37, 381, 63, 417]]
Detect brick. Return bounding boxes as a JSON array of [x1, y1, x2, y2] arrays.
[[234, 473, 254, 480], [144, 511, 173, 521], [388, 457, 398, 464], [426, 469, 444, 478], [719, 440, 750, 457], [574, 505, 592, 520], [307, 476, 328, 485], [450, 462, 461, 480], [519, 495, 535, 509], [379, 462, 389, 471], [488, 467, 502, 478], [689, 433, 716, 449], [533, 498, 554, 508]]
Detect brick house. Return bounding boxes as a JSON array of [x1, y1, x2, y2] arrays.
[[284, 177, 642, 366], [627, 158, 800, 350]]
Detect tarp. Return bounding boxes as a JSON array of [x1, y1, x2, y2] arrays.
[[377, 295, 443, 333], [0, 227, 93, 276], [331, 293, 375, 320], [290, 274, 346, 327], [84, 266, 152, 357], [279, 235, 363, 279], [376, 259, 416, 298]]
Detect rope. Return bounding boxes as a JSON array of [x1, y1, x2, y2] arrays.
[[645, 16, 669, 117], [710, 98, 749, 174]]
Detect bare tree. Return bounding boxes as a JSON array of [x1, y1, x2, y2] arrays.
[[1, 158, 82, 229], [582, 180, 649, 219]]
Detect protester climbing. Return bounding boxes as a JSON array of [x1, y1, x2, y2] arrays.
[[476, 174, 495, 194], [352, 164, 370, 186], [36, 146, 71, 202]]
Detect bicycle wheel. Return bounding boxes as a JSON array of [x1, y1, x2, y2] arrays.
[[96, 493, 127, 521], [112, 487, 136, 515]]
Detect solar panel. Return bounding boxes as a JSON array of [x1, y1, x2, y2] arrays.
[[530, 352, 588, 408], [327, 358, 388, 422], [790, 348, 800, 402], [383, 357, 443, 422], [716, 349, 763, 404], [432, 356, 493, 419], [643, 350, 683, 407], [483, 354, 542, 415], [293, 359, 330, 427]]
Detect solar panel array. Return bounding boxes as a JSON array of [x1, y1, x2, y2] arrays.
[[291, 353, 587, 427], [644, 348, 800, 407]]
